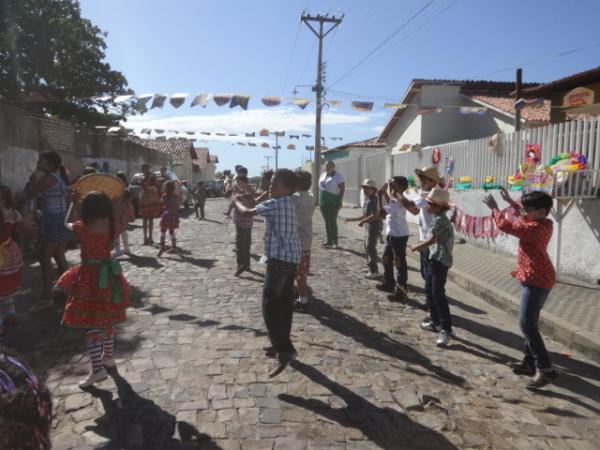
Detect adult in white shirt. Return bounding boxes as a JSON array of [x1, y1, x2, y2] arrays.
[[318, 160, 345, 248]]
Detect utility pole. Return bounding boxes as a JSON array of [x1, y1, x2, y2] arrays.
[[515, 68, 523, 132], [264, 156, 272, 171], [270, 131, 284, 169], [301, 12, 343, 204]]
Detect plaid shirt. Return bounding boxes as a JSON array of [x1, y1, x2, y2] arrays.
[[256, 196, 301, 264], [233, 185, 255, 229]]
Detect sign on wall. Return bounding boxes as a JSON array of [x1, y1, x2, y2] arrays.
[[563, 87, 595, 107]]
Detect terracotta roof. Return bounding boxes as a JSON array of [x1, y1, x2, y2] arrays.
[[128, 137, 193, 166], [209, 154, 219, 164], [326, 137, 386, 153], [520, 66, 600, 97]]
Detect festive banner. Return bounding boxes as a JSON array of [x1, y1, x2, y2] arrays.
[[289, 135, 299, 139], [261, 142, 270, 148], [135, 94, 154, 109], [306, 145, 315, 150], [293, 98, 310, 109], [185, 131, 195, 135], [248, 142, 257, 147], [259, 128, 270, 137], [201, 131, 211, 135], [150, 94, 167, 109], [140, 128, 152, 135], [237, 142, 246, 146], [154, 129, 165, 134], [169, 93, 188, 108], [351, 101, 374, 112], [245, 132, 255, 137], [384, 103, 407, 109], [273, 145, 281, 150], [331, 137, 343, 141], [328, 99, 341, 107], [302, 134, 312, 138], [213, 94, 232, 106], [261, 96, 283, 107], [216, 132, 226, 136], [114, 94, 134, 104], [287, 144, 296, 150], [230, 94, 250, 110], [191, 93, 212, 108]]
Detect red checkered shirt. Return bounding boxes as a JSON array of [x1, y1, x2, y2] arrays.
[[233, 186, 255, 229]]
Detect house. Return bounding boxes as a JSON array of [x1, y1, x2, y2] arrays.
[[322, 137, 387, 160], [192, 147, 219, 182]]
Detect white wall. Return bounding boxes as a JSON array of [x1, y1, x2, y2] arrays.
[[0, 146, 39, 191]]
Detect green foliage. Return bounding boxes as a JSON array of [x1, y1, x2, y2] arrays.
[[0, 0, 135, 125]]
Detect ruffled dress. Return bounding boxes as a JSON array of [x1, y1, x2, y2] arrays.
[[58, 221, 131, 328], [0, 211, 23, 298], [159, 194, 181, 230], [139, 175, 161, 219]]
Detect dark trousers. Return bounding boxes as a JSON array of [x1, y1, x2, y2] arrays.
[[364, 224, 379, 273], [262, 259, 298, 355], [382, 235, 409, 290], [194, 201, 205, 218], [235, 225, 251, 268], [320, 203, 339, 245], [427, 260, 452, 333], [519, 284, 552, 369], [420, 248, 433, 306]]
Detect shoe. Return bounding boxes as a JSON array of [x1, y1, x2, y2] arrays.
[[526, 370, 559, 390], [157, 246, 166, 257], [264, 346, 276, 358], [102, 358, 117, 369], [331, 244, 338, 249], [508, 360, 536, 377], [268, 351, 297, 378], [376, 283, 395, 293], [420, 319, 440, 332], [294, 300, 309, 313], [78, 368, 108, 388], [123, 247, 132, 255], [234, 266, 246, 276], [365, 272, 379, 280], [387, 291, 406, 302], [322, 243, 332, 248], [436, 330, 450, 347]]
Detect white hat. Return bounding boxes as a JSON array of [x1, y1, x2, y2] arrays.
[[426, 188, 452, 207], [361, 179, 379, 190]]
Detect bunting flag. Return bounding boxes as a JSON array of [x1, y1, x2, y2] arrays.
[[140, 128, 152, 135], [306, 145, 315, 150], [245, 132, 255, 137], [320, 146, 329, 151], [261, 142, 270, 148], [237, 142, 246, 146], [94, 96, 112, 103], [230, 94, 250, 110], [287, 144, 296, 150], [201, 131, 211, 135], [248, 142, 257, 147], [191, 93, 211, 108], [417, 106, 442, 115], [135, 94, 154, 109], [273, 145, 281, 150], [216, 132, 226, 136], [154, 129, 165, 134], [328, 99, 341, 107], [108, 127, 121, 133], [150, 94, 167, 109], [168, 130, 179, 134], [289, 135, 300, 139], [384, 103, 407, 109], [293, 98, 310, 110], [302, 133, 312, 138], [351, 101, 374, 112], [185, 131, 195, 135], [274, 131, 285, 137], [261, 96, 283, 107], [213, 94, 232, 106], [259, 128, 269, 137], [228, 133, 238, 137], [169, 93, 188, 108], [459, 106, 487, 115], [114, 94, 134, 104], [331, 137, 343, 141]]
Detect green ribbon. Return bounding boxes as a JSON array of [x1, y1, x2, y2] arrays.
[[81, 259, 123, 303]]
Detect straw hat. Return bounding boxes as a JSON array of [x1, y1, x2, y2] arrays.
[[361, 179, 379, 190], [415, 166, 441, 183], [425, 188, 452, 207]]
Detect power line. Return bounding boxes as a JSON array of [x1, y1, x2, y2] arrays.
[[328, 0, 437, 88], [281, 16, 304, 96]]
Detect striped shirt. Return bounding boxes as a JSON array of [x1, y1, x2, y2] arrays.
[[256, 196, 301, 264]]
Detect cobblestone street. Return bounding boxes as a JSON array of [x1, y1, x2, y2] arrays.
[[5, 198, 600, 450]]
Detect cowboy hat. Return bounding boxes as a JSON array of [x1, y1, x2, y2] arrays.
[[415, 166, 441, 183], [426, 188, 452, 207], [361, 179, 379, 190]]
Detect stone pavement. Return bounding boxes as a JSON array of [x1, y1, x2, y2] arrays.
[[3, 198, 600, 449]]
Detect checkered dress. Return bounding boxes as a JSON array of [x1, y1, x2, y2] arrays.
[[256, 196, 301, 264]]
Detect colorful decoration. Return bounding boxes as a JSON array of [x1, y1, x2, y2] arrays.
[[455, 176, 472, 190], [384, 103, 407, 109], [451, 207, 512, 239], [351, 101, 374, 112], [261, 142, 270, 148], [525, 144, 541, 164], [150, 94, 167, 109], [524, 168, 554, 195], [191, 93, 212, 107], [432, 148, 441, 164], [213, 94, 232, 106], [444, 156, 454, 175], [293, 98, 310, 109], [230, 94, 250, 110], [259, 128, 269, 137], [417, 106, 442, 115], [261, 96, 282, 107], [287, 144, 296, 150], [169, 93, 189, 108], [459, 106, 487, 115]]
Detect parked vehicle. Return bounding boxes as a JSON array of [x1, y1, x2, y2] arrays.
[[130, 171, 189, 216], [204, 180, 224, 197]]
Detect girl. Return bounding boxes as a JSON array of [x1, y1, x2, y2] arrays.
[[58, 192, 131, 388], [158, 181, 181, 257], [410, 188, 455, 348], [139, 164, 160, 245], [0, 187, 24, 336], [22, 151, 71, 312], [113, 172, 134, 256]]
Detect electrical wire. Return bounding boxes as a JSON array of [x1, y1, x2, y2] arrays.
[[281, 16, 303, 96], [328, 0, 437, 88]]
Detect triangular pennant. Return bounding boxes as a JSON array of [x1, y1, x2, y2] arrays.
[[289, 135, 299, 139], [228, 133, 238, 137], [327, 99, 341, 107], [261, 142, 270, 148], [216, 132, 226, 136], [113, 94, 134, 104], [230, 94, 250, 110], [191, 93, 212, 108], [248, 142, 257, 147], [213, 94, 232, 106], [351, 101, 374, 112], [154, 129, 165, 134], [135, 94, 154, 109], [140, 128, 152, 135], [245, 132, 256, 137], [150, 94, 167, 109], [287, 144, 296, 150], [259, 128, 270, 137], [169, 93, 189, 108], [273, 145, 281, 150], [201, 131, 211, 135], [384, 103, 407, 109], [237, 142, 246, 146], [185, 131, 195, 135], [302, 133, 312, 138], [293, 98, 310, 109], [261, 96, 283, 107], [459, 106, 487, 115], [306, 145, 315, 150]]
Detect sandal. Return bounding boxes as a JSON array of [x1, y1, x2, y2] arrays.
[[28, 300, 53, 313]]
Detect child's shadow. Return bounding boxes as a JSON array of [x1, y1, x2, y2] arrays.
[[85, 370, 223, 449]]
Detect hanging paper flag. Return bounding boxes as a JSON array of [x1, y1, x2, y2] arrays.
[[140, 128, 152, 135], [261, 96, 283, 107], [168, 130, 179, 134], [302, 134, 312, 138], [515, 98, 526, 110], [93, 96, 112, 103], [216, 132, 226, 136], [417, 106, 442, 115], [328, 99, 341, 107], [287, 144, 296, 150], [154, 129, 165, 134], [459, 107, 487, 115], [245, 132, 256, 137], [170, 93, 189, 108], [230, 94, 250, 110], [275, 131, 285, 137], [384, 103, 407, 109], [273, 145, 281, 150], [228, 133, 238, 137], [107, 127, 121, 133], [293, 98, 310, 109], [331, 137, 343, 141], [201, 131, 211, 135], [123, 127, 134, 134], [261, 142, 270, 148], [351, 101, 374, 112], [248, 142, 257, 147], [213, 94, 232, 106], [114, 94, 134, 104], [150, 94, 167, 109], [135, 94, 154, 109], [259, 128, 270, 137], [289, 135, 299, 139], [185, 131, 195, 135], [237, 142, 246, 146], [306, 145, 315, 150], [191, 93, 212, 108]]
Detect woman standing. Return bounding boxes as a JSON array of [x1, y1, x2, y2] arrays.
[[319, 160, 345, 248], [23, 151, 71, 312], [138, 164, 160, 244]]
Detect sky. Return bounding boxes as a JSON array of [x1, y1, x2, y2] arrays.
[[79, 0, 600, 176]]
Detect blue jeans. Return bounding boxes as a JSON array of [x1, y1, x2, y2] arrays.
[[364, 224, 379, 273], [428, 260, 452, 333], [383, 235, 409, 290], [519, 284, 552, 369], [420, 248, 434, 308]]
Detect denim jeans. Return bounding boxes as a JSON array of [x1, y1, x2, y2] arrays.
[[235, 225, 252, 268], [262, 259, 298, 355], [420, 247, 434, 307], [383, 235, 409, 290], [428, 260, 452, 333], [364, 224, 379, 273], [519, 284, 552, 369]]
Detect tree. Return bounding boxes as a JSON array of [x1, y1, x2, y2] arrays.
[[0, 0, 137, 126]]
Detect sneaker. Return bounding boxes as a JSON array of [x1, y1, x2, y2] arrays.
[[294, 300, 309, 313], [436, 330, 450, 347], [365, 272, 379, 280], [268, 351, 297, 378], [420, 319, 440, 332], [102, 358, 117, 369], [508, 360, 536, 377], [322, 242, 332, 248], [376, 283, 395, 293], [264, 346, 277, 358], [526, 370, 559, 390], [78, 368, 108, 388], [234, 266, 246, 276], [331, 244, 338, 249], [387, 291, 406, 303]]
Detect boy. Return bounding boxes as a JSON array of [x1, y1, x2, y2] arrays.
[[292, 170, 315, 312], [410, 188, 454, 347], [484, 188, 558, 389], [229, 173, 255, 276], [234, 169, 301, 377], [193, 181, 208, 219]]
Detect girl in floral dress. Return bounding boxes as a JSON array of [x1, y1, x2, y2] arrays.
[[58, 192, 131, 388], [139, 164, 160, 245], [158, 181, 181, 257], [0, 187, 24, 336]]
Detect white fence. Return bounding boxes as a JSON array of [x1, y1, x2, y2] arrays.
[[336, 118, 600, 206]]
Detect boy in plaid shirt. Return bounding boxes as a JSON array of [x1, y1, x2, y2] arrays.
[[234, 169, 301, 377]]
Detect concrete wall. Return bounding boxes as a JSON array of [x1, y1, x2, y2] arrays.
[[405, 188, 600, 283], [386, 106, 422, 150]]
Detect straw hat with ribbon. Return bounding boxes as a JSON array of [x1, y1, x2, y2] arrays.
[[360, 179, 379, 190], [415, 166, 441, 183], [425, 188, 453, 208]]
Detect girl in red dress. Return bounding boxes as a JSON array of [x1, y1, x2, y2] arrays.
[[0, 186, 24, 336], [158, 181, 181, 257], [57, 192, 131, 388]]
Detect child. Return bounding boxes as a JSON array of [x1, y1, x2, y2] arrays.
[[230, 174, 255, 276], [377, 176, 410, 302], [484, 188, 558, 389], [224, 166, 245, 217], [58, 192, 131, 388], [113, 172, 133, 256], [193, 181, 208, 219], [347, 179, 382, 279], [410, 188, 454, 348], [234, 169, 301, 378], [292, 170, 315, 312], [139, 164, 160, 245], [0, 344, 53, 450], [158, 181, 181, 257], [0, 187, 24, 336]]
